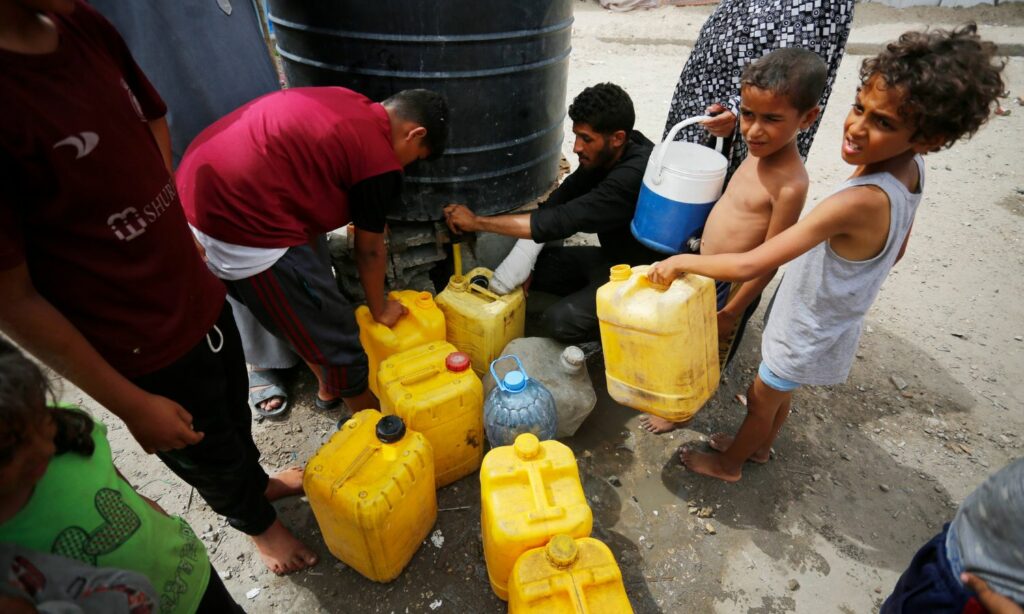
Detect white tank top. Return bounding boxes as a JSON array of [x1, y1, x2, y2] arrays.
[[761, 156, 924, 385]]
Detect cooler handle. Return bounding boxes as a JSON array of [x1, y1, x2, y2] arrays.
[[489, 355, 529, 392], [653, 115, 724, 185]]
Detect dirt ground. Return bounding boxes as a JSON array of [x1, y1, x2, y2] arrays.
[[59, 2, 1024, 612]]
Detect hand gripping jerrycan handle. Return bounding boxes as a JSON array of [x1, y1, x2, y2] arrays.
[[652, 115, 725, 185], [490, 355, 529, 393], [613, 263, 671, 292]]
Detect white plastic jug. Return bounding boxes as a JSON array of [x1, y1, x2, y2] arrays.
[[631, 116, 728, 254]]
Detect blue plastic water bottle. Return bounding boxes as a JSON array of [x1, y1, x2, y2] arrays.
[[484, 355, 557, 447]]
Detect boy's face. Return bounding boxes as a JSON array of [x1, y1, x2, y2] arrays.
[[738, 86, 818, 158], [842, 76, 932, 166]]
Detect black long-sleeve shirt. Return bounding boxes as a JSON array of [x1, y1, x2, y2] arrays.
[[529, 130, 662, 265]]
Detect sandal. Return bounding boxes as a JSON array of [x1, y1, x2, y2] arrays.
[[248, 369, 290, 418], [314, 396, 342, 411]]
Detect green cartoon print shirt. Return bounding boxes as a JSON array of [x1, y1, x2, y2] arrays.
[[0, 412, 210, 614]]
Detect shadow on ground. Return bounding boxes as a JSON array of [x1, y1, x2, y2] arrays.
[[234, 310, 977, 614]]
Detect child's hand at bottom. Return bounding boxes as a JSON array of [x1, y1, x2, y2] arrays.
[[961, 573, 1023, 614], [647, 257, 686, 286]]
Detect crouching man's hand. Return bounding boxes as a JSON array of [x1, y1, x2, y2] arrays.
[[444, 204, 478, 235]]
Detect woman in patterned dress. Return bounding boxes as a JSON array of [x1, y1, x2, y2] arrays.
[[664, 0, 855, 176]]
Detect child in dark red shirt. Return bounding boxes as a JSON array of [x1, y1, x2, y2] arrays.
[[0, 0, 316, 575]]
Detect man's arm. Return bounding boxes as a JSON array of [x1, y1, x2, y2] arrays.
[[442, 164, 591, 240], [352, 227, 405, 327], [443, 206, 533, 239], [717, 182, 807, 339], [147, 117, 173, 174], [649, 187, 881, 285], [0, 264, 203, 454]]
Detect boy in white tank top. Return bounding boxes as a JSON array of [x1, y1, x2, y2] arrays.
[[648, 24, 1005, 483]]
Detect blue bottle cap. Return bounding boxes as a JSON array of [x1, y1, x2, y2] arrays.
[[503, 370, 527, 392]]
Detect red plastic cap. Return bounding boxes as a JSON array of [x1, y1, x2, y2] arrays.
[[445, 352, 471, 372]]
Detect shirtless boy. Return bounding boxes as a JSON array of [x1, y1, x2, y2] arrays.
[[641, 47, 827, 434]]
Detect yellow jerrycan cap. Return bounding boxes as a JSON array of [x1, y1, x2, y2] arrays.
[[513, 433, 541, 459], [545, 534, 580, 568]]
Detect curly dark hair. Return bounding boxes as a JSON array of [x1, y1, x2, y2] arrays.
[[0, 338, 94, 465], [860, 23, 1005, 150], [568, 83, 635, 135], [382, 89, 450, 160]]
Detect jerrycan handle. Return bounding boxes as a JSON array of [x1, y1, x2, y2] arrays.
[[399, 365, 441, 387], [489, 355, 528, 392], [361, 291, 417, 341], [653, 115, 723, 185], [467, 280, 501, 303], [641, 268, 671, 292]]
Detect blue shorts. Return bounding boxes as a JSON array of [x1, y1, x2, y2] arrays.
[[758, 362, 801, 392]]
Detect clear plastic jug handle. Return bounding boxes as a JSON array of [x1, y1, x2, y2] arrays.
[[653, 115, 717, 185], [489, 354, 528, 392]]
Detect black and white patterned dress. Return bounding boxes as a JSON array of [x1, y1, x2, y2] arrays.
[[664, 0, 855, 176]]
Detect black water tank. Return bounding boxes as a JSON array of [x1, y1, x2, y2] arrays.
[[267, 1, 572, 221]]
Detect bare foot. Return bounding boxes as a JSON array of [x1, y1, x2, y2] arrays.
[[639, 414, 691, 434], [708, 433, 772, 464], [252, 519, 318, 575], [680, 447, 742, 483], [265, 467, 305, 502]]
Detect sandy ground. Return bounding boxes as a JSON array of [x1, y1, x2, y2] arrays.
[[57, 2, 1024, 612]]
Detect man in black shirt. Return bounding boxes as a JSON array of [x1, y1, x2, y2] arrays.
[[443, 83, 661, 343]]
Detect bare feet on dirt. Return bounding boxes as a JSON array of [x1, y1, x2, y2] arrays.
[[252, 519, 318, 575], [639, 414, 691, 434], [680, 447, 742, 483], [265, 467, 305, 502], [708, 433, 772, 464]]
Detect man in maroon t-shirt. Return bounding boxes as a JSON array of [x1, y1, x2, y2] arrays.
[[177, 87, 449, 414], [0, 0, 316, 577]]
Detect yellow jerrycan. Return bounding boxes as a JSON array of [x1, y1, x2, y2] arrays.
[[303, 410, 436, 583], [508, 534, 634, 614], [596, 264, 719, 422], [480, 433, 593, 601], [378, 342, 484, 488], [355, 290, 446, 396], [436, 243, 526, 378]]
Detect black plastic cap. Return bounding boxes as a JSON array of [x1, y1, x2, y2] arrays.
[[470, 275, 490, 289], [376, 415, 406, 443]]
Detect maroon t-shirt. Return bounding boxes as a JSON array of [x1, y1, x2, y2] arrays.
[[177, 87, 403, 247], [0, 1, 226, 377]]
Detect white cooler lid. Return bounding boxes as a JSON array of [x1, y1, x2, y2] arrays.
[[657, 141, 728, 178]]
